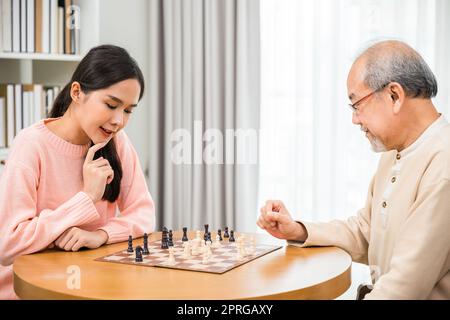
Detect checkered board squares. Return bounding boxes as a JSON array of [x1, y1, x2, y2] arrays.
[[95, 239, 282, 274]]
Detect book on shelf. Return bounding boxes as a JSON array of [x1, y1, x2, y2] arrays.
[[0, 0, 80, 55], [0, 83, 60, 148]]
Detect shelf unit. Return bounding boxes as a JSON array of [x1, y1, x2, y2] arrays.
[[0, 0, 100, 174], [0, 0, 151, 177]]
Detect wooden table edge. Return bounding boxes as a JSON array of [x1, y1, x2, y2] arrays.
[[14, 248, 352, 300]]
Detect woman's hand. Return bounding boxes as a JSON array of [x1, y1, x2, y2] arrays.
[[54, 227, 109, 251], [82, 140, 114, 203]]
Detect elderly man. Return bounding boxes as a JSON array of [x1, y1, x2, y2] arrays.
[[257, 40, 450, 300]]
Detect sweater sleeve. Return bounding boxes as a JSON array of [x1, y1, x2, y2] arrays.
[[288, 176, 375, 264], [365, 177, 450, 299], [98, 132, 156, 244], [0, 163, 99, 266]]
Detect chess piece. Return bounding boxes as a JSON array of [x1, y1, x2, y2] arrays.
[[205, 242, 212, 258], [224, 227, 230, 238], [202, 250, 209, 264], [217, 229, 223, 241], [246, 236, 256, 255], [161, 227, 169, 249], [182, 241, 191, 259], [127, 235, 134, 253], [135, 246, 143, 262], [229, 230, 235, 242], [211, 234, 222, 248], [143, 233, 150, 255], [182, 227, 189, 242], [167, 247, 176, 265], [168, 230, 174, 246]]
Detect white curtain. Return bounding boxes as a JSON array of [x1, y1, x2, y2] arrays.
[[259, 0, 450, 224], [148, 0, 260, 232]]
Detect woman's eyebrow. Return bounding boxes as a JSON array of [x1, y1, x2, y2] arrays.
[[107, 95, 138, 107]]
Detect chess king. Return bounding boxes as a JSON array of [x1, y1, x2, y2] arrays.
[[0, 45, 156, 300], [258, 40, 450, 300]]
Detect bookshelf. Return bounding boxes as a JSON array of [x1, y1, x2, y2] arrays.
[[0, 0, 100, 174]]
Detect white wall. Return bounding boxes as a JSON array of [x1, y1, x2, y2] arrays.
[[97, 0, 151, 177]]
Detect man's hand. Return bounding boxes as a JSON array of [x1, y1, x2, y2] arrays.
[[53, 227, 109, 251], [257, 200, 308, 241]]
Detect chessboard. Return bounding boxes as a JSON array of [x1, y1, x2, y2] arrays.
[[95, 239, 282, 274]]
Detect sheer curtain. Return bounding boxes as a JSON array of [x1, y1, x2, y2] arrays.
[[259, 0, 450, 224]]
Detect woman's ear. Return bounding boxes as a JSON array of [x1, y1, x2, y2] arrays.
[[70, 81, 82, 103], [389, 82, 405, 115]]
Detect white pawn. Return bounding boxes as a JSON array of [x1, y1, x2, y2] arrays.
[[202, 251, 209, 264], [205, 242, 212, 258], [182, 241, 191, 259], [246, 236, 256, 255], [167, 247, 176, 265]]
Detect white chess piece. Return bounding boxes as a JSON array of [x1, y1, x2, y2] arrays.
[[246, 236, 256, 255], [182, 241, 191, 259], [211, 234, 221, 248], [202, 251, 209, 264], [167, 247, 176, 265], [205, 242, 212, 258]]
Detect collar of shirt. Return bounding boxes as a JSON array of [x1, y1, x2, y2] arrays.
[[398, 114, 449, 160]]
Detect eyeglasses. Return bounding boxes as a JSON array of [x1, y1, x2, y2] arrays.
[[348, 82, 390, 115]]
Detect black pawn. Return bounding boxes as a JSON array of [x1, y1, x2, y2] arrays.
[[224, 227, 230, 238], [217, 229, 223, 241], [135, 246, 143, 262], [168, 230, 174, 246], [127, 235, 134, 253], [143, 233, 149, 255], [229, 230, 235, 242], [182, 227, 189, 242]]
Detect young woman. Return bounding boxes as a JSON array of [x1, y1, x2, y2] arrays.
[[0, 45, 155, 299]]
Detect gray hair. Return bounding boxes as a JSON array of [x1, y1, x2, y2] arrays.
[[359, 41, 438, 99]]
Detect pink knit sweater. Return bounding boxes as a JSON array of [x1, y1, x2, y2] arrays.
[[0, 118, 156, 299]]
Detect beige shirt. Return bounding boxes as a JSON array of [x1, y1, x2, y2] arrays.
[[291, 115, 450, 299]]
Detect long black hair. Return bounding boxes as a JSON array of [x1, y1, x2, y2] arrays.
[[50, 45, 145, 202]]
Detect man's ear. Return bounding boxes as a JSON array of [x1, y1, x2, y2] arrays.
[[70, 81, 83, 103], [388, 82, 405, 114]]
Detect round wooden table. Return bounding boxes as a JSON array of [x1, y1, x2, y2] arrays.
[[13, 231, 351, 300]]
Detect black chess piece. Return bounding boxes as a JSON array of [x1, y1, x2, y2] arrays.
[[182, 227, 189, 242], [229, 230, 235, 242], [135, 246, 143, 262], [143, 233, 149, 255], [217, 229, 223, 241], [127, 235, 134, 253], [161, 227, 169, 249], [224, 227, 230, 238], [168, 230, 174, 246]]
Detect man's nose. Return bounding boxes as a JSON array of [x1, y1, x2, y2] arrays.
[[352, 112, 361, 125]]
